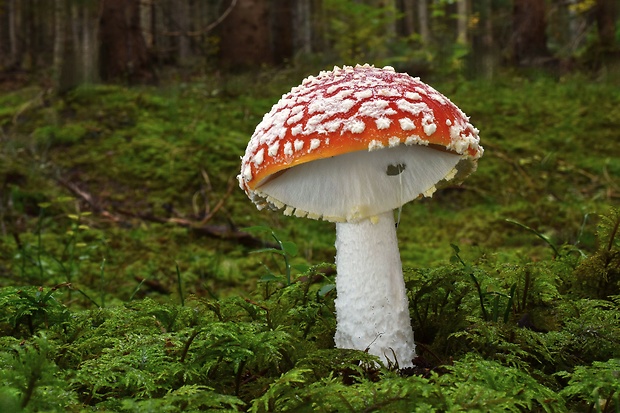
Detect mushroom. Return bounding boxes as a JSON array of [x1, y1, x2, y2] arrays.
[[238, 64, 483, 367]]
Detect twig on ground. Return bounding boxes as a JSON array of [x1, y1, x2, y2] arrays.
[[56, 174, 270, 248]]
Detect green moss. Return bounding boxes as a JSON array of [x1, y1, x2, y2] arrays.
[[0, 71, 619, 411]]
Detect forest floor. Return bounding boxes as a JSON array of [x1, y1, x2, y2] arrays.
[[0, 68, 619, 412]]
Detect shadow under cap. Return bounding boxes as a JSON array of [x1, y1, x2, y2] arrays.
[[255, 144, 466, 222]]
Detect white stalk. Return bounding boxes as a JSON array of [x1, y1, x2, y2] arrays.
[[334, 210, 416, 367]]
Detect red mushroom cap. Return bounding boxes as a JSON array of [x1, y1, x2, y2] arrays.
[[239, 64, 483, 221]]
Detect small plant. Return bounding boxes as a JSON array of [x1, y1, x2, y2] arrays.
[[574, 208, 620, 299], [0, 284, 72, 336], [559, 358, 620, 413], [505, 218, 561, 258], [451, 244, 515, 323], [11, 197, 106, 306], [246, 226, 310, 289], [0, 333, 76, 411]]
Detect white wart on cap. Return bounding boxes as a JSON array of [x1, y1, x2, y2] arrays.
[[238, 64, 483, 222]]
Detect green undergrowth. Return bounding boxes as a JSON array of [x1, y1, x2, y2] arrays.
[[0, 208, 619, 411], [1, 69, 619, 411]]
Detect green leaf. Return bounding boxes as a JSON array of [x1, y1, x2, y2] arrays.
[[54, 196, 75, 203], [280, 241, 298, 257], [252, 247, 286, 256], [318, 284, 336, 297], [450, 243, 460, 254], [505, 218, 560, 258], [259, 274, 285, 283], [292, 264, 310, 273]]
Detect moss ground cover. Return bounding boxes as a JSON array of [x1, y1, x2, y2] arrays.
[[0, 70, 619, 411]]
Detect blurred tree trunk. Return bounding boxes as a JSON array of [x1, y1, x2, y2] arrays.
[[566, 1, 586, 55], [155, 0, 173, 63], [0, 2, 6, 67], [312, 0, 327, 53], [99, 0, 155, 83], [595, 0, 617, 50], [480, 0, 495, 78], [456, 0, 468, 45], [418, 0, 429, 44], [293, 0, 312, 55], [220, 0, 271, 67], [379, 0, 397, 39], [401, 0, 415, 37], [8, 0, 22, 69], [511, 0, 550, 66], [174, 0, 191, 65], [54, 0, 90, 93], [81, 2, 98, 84], [140, 0, 154, 50], [23, 0, 35, 68], [70, 3, 80, 57], [52, 0, 66, 90], [271, 1, 293, 64], [52, 0, 81, 95]]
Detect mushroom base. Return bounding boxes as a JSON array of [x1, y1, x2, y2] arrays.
[[334, 211, 416, 367]]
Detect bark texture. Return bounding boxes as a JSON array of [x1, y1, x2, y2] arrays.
[[511, 0, 550, 65], [219, 0, 272, 67], [99, 0, 155, 83], [596, 0, 617, 49]]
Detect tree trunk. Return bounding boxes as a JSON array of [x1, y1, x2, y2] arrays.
[[566, 1, 586, 55], [418, 0, 430, 44], [595, 0, 617, 50], [511, 0, 550, 66], [456, 0, 468, 45], [54, 0, 81, 95], [175, 0, 191, 65], [24, 0, 36, 69], [312, 0, 327, 54], [99, 0, 155, 83], [140, 0, 154, 49], [293, 0, 312, 55], [271, 0, 293, 64], [70, 2, 81, 68], [82, 1, 98, 83], [219, 0, 271, 68], [52, 0, 66, 89], [480, 0, 495, 78], [8, 0, 22, 69], [379, 0, 397, 40], [0, 1, 6, 67], [402, 0, 415, 37], [54, 0, 81, 91]]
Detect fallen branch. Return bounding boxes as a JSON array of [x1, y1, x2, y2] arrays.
[[56, 175, 271, 248]]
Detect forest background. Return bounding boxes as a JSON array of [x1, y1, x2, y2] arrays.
[[1, 0, 620, 412], [0, 0, 618, 87]]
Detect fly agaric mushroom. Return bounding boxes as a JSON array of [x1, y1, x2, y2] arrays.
[[238, 64, 483, 367]]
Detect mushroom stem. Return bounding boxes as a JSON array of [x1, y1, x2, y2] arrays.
[[334, 210, 416, 367]]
